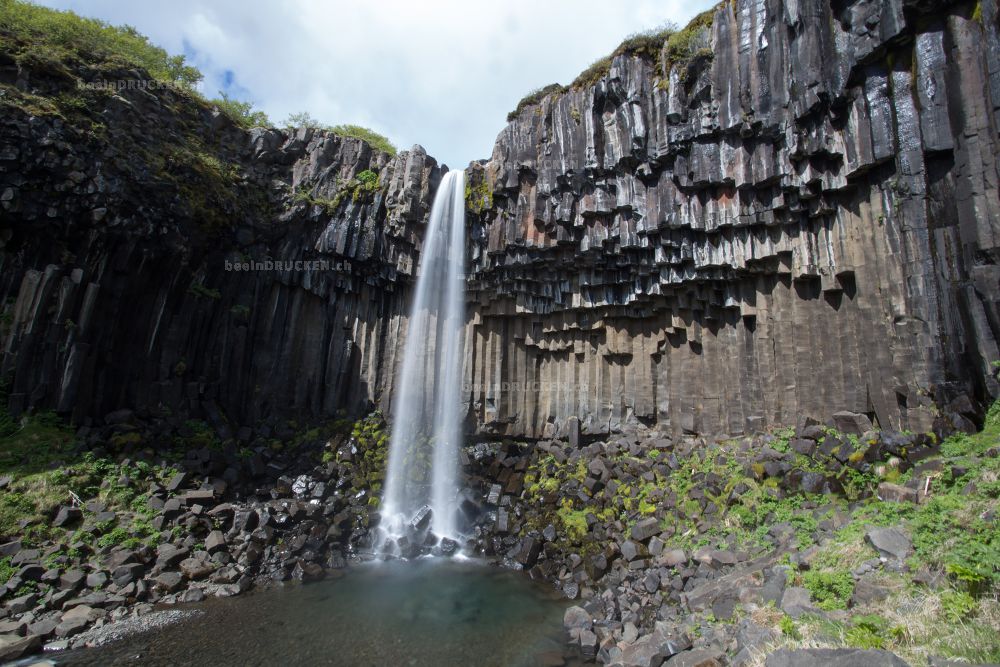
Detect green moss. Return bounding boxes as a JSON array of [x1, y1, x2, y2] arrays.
[[187, 282, 221, 300], [972, 1, 983, 23], [557, 499, 590, 542], [465, 178, 493, 215]]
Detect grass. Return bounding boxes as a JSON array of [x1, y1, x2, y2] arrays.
[[330, 125, 396, 156], [506, 83, 566, 122], [283, 114, 397, 155], [0, 0, 201, 87], [0, 1, 273, 132], [663, 6, 716, 71]]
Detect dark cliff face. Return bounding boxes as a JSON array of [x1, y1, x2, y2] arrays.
[[0, 42, 443, 426], [2, 0, 999, 438], [463, 0, 1000, 437]]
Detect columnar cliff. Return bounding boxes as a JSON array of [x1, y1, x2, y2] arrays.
[[2, 0, 999, 439], [464, 0, 1000, 437], [0, 36, 443, 425]]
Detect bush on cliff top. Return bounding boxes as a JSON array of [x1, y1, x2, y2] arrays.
[[283, 112, 397, 156], [506, 83, 567, 122], [0, 1, 276, 131], [0, 0, 201, 86]]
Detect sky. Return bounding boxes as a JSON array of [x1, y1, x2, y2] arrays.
[[40, 0, 716, 167]]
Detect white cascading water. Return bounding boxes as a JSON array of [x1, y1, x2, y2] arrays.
[[380, 169, 465, 552]]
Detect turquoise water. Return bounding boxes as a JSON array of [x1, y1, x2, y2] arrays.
[[59, 560, 577, 666]]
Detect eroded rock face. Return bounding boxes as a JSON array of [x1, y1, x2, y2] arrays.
[[2, 0, 1000, 439], [462, 0, 1000, 437], [0, 67, 442, 425]]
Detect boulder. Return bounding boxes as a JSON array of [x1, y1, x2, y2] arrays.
[[830, 412, 874, 436], [53, 506, 82, 527], [564, 605, 592, 630], [631, 517, 662, 542], [205, 530, 227, 554], [111, 563, 145, 587], [0, 634, 41, 662], [877, 482, 918, 504], [153, 571, 184, 593], [780, 587, 816, 618], [866, 527, 912, 561]]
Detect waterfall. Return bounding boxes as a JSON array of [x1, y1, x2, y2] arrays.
[[380, 169, 466, 554]]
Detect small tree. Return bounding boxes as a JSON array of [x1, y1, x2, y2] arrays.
[[211, 91, 270, 128]]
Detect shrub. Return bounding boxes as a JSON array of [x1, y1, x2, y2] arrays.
[[615, 22, 678, 60], [779, 614, 801, 639], [845, 614, 903, 650], [0, 0, 202, 86], [570, 56, 613, 90], [663, 6, 716, 70], [802, 570, 855, 610], [281, 114, 396, 156], [330, 124, 396, 156], [209, 91, 270, 129], [940, 590, 978, 623]]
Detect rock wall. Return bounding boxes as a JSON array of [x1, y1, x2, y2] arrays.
[[461, 0, 1000, 437], [2, 0, 1000, 439], [0, 45, 443, 426]]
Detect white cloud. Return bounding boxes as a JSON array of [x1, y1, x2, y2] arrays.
[[40, 0, 715, 166]]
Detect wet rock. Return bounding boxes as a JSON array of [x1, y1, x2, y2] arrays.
[[515, 536, 541, 567], [564, 605, 592, 630], [0, 634, 41, 661]]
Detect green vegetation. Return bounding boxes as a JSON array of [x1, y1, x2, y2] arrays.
[[187, 281, 221, 300], [295, 168, 382, 214], [569, 57, 614, 92], [283, 113, 396, 155], [0, 0, 201, 87], [801, 570, 855, 610], [330, 124, 396, 155], [464, 177, 493, 215], [663, 6, 716, 71], [0, 1, 271, 131], [506, 83, 566, 122], [208, 91, 269, 128]]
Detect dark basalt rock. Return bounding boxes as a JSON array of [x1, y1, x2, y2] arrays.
[[0, 0, 997, 444]]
